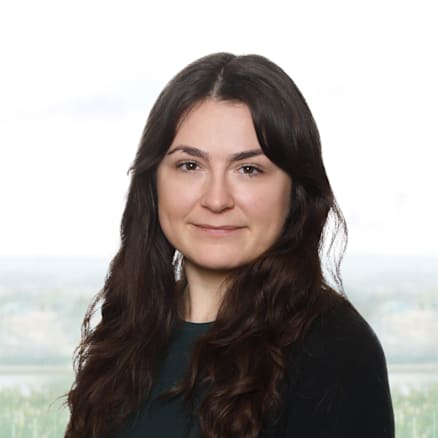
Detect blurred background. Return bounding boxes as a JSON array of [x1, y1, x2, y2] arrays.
[[0, 0, 437, 436]]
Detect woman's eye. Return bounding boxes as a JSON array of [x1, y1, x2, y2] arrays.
[[177, 161, 199, 172], [239, 165, 262, 176]]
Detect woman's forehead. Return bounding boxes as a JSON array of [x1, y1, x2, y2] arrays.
[[169, 99, 263, 158]]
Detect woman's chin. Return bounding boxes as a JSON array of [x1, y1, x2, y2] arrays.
[[185, 256, 246, 274]]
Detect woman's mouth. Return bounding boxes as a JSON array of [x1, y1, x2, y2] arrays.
[[193, 224, 245, 235]]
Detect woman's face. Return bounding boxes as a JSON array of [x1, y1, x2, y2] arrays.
[[156, 98, 292, 273]]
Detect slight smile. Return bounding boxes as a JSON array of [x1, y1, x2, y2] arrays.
[[192, 224, 246, 236]]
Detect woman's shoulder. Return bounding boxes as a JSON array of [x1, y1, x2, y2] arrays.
[[277, 293, 395, 437], [297, 293, 385, 368]]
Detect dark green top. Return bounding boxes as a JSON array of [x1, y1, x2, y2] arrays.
[[115, 300, 394, 437], [115, 319, 213, 438]]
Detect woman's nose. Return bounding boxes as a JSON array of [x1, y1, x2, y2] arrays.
[[200, 173, 235, 213]]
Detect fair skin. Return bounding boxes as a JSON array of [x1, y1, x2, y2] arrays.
[[156, 99, 292, 322]]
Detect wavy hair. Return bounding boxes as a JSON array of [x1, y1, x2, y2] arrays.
[[64, 52, 347, 437]]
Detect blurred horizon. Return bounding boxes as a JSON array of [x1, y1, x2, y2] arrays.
[[1, 253, 437, 367]]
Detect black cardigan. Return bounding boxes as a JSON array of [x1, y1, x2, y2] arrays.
[[263, 298, 394, 437], [115, 298, 394, 437]]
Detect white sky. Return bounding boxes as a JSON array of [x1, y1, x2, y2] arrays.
[[0, 0, 437, 257]]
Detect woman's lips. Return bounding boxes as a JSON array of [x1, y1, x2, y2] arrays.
[[193, 224, 245, 235]]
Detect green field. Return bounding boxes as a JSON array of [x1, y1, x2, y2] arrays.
[[392, 385, 438, 437], [0, 370, 437, 437], [0, 372, 71, 438]]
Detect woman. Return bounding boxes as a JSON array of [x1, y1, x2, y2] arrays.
[[65, 53, 395, 437]]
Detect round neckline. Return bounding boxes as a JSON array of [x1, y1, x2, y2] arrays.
[[182, 319, 215, 326], [179, 319, 215, 329]]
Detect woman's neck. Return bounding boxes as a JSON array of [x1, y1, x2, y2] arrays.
[[182, 261, 230, 323]]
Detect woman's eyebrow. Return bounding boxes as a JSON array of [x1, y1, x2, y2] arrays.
[[167, 145, 207, 159], [231, 149, 263, 161], [167, 145, 264, 161]]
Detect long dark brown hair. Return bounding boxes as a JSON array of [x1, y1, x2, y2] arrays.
[[64, 52, 347, 437]]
